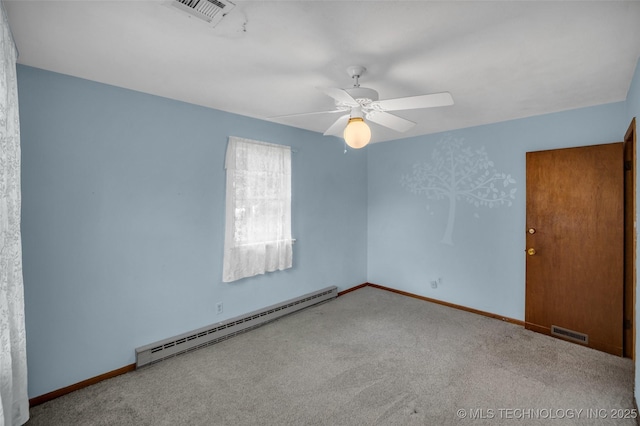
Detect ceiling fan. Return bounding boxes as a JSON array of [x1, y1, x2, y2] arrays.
[[274, 66, 454, 148]]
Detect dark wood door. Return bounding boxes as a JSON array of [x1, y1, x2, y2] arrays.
[[525, 143, 624, 356], [624, 119, 636, 359]]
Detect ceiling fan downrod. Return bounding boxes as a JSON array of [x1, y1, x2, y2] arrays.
[[347, 65, 366, 88]]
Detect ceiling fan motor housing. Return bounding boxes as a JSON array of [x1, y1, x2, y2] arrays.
[[344, 87, 379, 104]]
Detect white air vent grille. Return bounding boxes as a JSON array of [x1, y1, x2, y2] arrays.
[[136, 286, 338, 368], [171, 0, 235, 26]]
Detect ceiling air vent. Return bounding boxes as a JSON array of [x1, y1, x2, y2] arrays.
[[171, 0, 235, 27]]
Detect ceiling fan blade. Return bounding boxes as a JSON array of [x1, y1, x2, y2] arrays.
[[269, 109, 346, 119], [324, 114, 350, 136], [323, 87, 359, 107], [366, 111, 415, 133], [374, 92, 454, 111]]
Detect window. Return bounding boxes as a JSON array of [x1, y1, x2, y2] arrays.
[[222, 136, 292, 282]]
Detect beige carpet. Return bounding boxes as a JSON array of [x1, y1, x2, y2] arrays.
[[27, 286, 635, 425]]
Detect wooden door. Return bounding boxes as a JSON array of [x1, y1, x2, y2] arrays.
[[525, 143, 624, 356], [624, 119, 636, 358]]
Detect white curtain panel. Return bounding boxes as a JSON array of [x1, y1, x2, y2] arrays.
[[0, 3, 30, 425], [223, 137, 292, 283]]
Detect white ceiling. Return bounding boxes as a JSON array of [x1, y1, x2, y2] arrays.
[[5, 0, 640, 143]]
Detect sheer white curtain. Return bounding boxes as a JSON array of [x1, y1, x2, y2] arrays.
[[223, 137, 292, 283], [0, 3, 30, 425]]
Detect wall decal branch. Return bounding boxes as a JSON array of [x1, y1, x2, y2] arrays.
[[401, 134, 517, 245]]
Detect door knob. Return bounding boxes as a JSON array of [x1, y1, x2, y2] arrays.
[[527, 248, 536, 256], [528, 228, 536, 234]]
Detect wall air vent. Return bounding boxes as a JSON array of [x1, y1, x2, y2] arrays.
[[171, 0, 235, 27]]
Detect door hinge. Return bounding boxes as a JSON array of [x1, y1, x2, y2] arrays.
[[624, 160, 632, 171], [624, 319, 633, 330]]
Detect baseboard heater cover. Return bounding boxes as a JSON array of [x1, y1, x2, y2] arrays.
[[135, 286, 337, 368], [551, 325, 588, 345]]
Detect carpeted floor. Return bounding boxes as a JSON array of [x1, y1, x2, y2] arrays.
[[27, 286, 635, 425]]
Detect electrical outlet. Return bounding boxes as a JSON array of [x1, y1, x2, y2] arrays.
[[216, 302, 223, 315]]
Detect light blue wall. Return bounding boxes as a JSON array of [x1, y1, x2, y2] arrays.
[[626, 57, 640, 405], [367, 102, 627, 321], [17, 65, 368, 398]]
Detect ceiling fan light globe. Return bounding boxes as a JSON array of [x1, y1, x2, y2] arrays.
[[344, 117, 371, 149]]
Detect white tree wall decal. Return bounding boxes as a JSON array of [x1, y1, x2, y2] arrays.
[[401, 135, 516, 245]]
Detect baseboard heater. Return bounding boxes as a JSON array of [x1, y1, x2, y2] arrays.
[[135, 286, 337, 368]]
